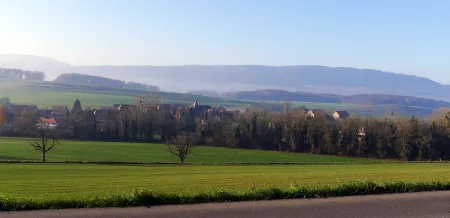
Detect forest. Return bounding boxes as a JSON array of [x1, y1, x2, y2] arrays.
[[2, 98, 450, 161]]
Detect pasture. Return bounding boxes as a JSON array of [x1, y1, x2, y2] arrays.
[[292, 101, 361, 113], [0, 80, 252, 108], [0, 137, 449, 210], [0, 138, 378, 164], [1, 163, 450, 200]]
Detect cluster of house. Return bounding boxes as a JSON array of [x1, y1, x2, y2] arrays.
[[0, 100, 241, 132], [90, 100, 245, 133], [306, 109, 350, 120], [1, 104, 63, 131], [1, 100, 352, 132]]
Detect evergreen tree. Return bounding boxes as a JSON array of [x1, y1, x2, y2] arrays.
[[115, 121, 120, 140], [376, 134, 388, 159], [123, 119, 130, 141], [71, 99, 82, 115], [324, 125, 339, 155], [250, 113, 259, 149], [418, 135, 432, 161]]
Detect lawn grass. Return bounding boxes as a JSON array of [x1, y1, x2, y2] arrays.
[[0, 138, 381, 164], [1, 163, 450, 210]]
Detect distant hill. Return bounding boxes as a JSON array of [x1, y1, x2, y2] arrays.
[[223, 89, 341, 103], [54, 73, 160, 91], [72, 65, 450, 101], [2, 54, 450, 101], [222, 89, 450, 110], [186, 90, 221, 98], [0, 54, 71, 80]]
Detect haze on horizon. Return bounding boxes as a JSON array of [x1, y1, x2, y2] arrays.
[[1, 0, 450, 83]]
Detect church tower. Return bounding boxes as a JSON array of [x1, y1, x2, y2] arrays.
[[193, 100, 198, 109]]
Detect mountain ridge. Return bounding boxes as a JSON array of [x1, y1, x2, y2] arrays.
[[222, 89, 450, 109], [0, 54, 448, 101], [54, 73, 160, 91]]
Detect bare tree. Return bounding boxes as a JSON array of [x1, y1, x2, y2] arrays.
[[29, 127, 59, 163], [0, 105, 5, 133], [165, 134, 195, 164]]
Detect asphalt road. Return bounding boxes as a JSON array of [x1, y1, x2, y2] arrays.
[[2, 191, 450, 218]]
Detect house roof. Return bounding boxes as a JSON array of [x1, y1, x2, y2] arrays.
[[99, 106, 119, 111], [40, 117, 57, 124], [310, 109, 325, 113], [335, 111, 350, 117], [193, 105, 212, 111], [225, 107, 249, 112], [118, 104, 138, 111], [52, 105, 66, 110]]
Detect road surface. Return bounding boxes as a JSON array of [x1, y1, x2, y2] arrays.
[[2, 191, 450, 218]]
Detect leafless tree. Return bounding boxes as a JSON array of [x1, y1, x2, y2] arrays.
[[29, 127, 59, 163], [165, 134, 195, 164], [0, 105, 5, 133], [13, 106, 38, 131]]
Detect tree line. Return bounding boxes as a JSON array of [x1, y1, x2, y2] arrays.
[[0, 68, 45, 81], [54, 73, 160, 91], [2, 98, 450, 161]]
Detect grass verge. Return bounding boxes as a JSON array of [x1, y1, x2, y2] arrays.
[[1, 180, 449, 211]]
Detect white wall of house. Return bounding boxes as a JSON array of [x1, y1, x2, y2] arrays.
[[2, 122, 13, 131], [36, 123, 57, 129]]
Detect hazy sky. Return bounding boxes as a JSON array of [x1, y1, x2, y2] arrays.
[[1, 0, 450, 83]]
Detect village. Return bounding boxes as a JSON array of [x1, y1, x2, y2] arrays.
[[1, 99, 351, 133]]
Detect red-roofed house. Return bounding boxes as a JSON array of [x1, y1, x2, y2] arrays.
[[38, 117, 57, 128], [332, 111, 350, 120]]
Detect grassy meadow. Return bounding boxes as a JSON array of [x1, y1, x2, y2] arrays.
[[292, 101, 361, 113], [2, 163, 450, 200], [0, 138, 378, 164], [0, 137, 449, 210]]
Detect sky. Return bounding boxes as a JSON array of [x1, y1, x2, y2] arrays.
[[0, 0, 450, 83]]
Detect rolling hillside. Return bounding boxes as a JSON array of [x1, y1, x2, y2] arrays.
[[54, 73, 160, 91], [1, 55, 450, 101], [223, 89, 450, 109], [222, 89, 447, 117], [0, 80, 253, 108], [1, 54, 449, 117]]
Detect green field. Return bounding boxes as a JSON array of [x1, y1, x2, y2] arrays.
[[1, 163, 449, 200], [1, 137, 449, 210], [0, 138, 378, 164], [1, 80, 434, 118], [292, 101, 361, 113], [0, 80, 253, 108]]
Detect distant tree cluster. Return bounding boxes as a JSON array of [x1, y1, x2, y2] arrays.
[[0, 68, 45, 81], [4, 97, 450, 161], [125, 82, 160, 91], [0, 97, 11, 106], [54, 73, 160, 91]]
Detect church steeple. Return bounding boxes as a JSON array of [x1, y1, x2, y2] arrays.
[[193, 100, 198, 109]]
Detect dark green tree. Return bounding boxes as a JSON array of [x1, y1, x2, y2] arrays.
[[71, 99, 82, 115]]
